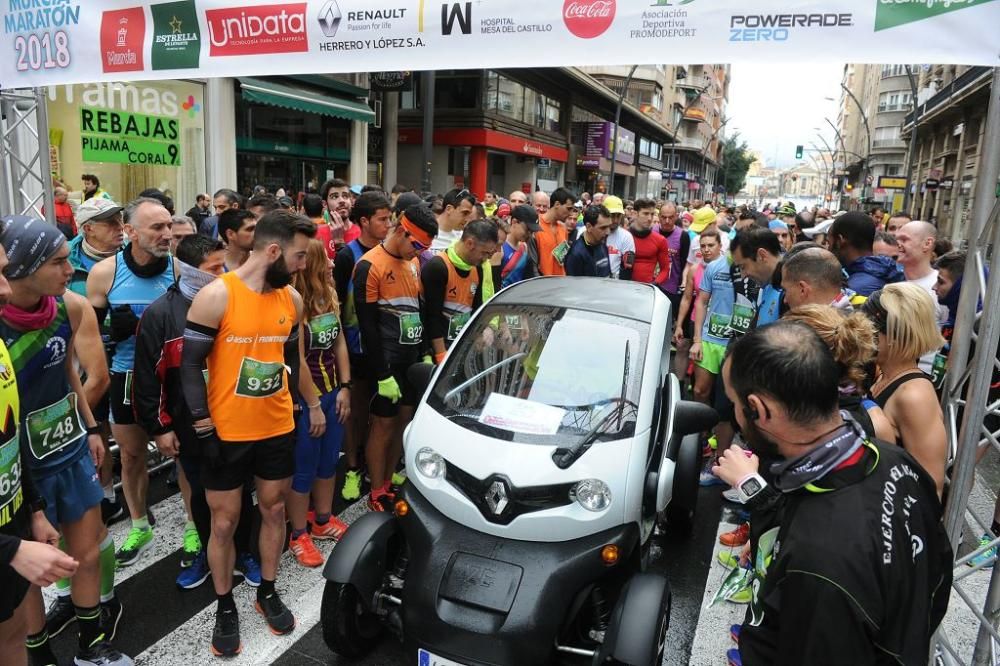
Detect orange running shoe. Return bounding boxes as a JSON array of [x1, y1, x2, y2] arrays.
[[311, 516, 348, 541], [288, 532, 323, 568], [719, 522, 750, 548]]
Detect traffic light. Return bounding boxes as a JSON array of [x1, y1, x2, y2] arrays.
[[795, 145, 803, 159]]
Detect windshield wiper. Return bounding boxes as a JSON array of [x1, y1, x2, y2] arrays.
[[552, 341, 631, 470]]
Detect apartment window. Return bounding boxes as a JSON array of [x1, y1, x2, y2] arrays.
[[874, 126, 900, 141], [434, 70, 481, 109], [545, 98, 561, 133], [885, 165, 901, 176], [878, 91, 912, 112], [880, 64, 915, 78]]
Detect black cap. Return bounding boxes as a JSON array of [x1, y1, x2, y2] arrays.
[[511, 205, 541, 232], [394, 191, 425, 216]]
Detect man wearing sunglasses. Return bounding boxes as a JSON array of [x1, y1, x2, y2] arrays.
[[354, 204, 438, 512]]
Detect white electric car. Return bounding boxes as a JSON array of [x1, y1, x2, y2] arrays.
[[321, 277, 717, 666]]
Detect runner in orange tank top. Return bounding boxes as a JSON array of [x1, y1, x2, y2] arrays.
[[180, 210, 314, 658]]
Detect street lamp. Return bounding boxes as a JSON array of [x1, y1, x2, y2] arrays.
[[902, 65, 920, 214], [701, 116, 730, 197], [814, 132, 838, 193], [840, 83, 873, 203], [665, 75, 712, 196], [608, 65, 639, 197]]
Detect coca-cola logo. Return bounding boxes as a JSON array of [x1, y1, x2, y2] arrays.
[[563, 0, 615, 39]]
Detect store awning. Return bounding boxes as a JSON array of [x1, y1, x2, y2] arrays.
[[238, 77, 375, 124]]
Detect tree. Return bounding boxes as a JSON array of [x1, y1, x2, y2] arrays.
[[721, 134, 755, 198]]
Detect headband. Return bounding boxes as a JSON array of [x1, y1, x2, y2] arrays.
[[399, 214, 434, 248]]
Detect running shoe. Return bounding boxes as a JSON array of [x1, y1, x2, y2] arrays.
[[718, 551, 739, 569], [341, 469, 362, 501], [367, 493, 394, 513], [727, 647, 743, 666], [311, 516, 348, 541], [719, 523, 751, 548], [289, 532, 323, 568], [99, 595, 123, 642], [181, 525, 201, 568], [45, 595, 76, 637], [73, 640, 133, 666], [115, 527, 153, 568], [177, 551, 211, 590], [730, 624, 741, 644], [101, 497, 125, 526], [211, 607, 241, 658], [969, 533, 998, 568], [390, 469, 407, 487], [255, 592, 296, 635], [726, 587, 752, 604], [234, 552, 261, 587]]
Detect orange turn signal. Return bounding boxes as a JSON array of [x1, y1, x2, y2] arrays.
[[601, 544, 619, 566], [394, 500, 410, 517]]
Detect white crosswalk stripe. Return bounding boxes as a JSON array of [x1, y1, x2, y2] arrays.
[[41, 482, 373, 665]]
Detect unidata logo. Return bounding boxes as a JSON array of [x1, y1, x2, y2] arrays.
[[563, 0, 615, 39], [100, 7, 145, 73], [205, 3, 308, 56]]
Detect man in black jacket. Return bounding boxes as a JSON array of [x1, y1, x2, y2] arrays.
[[564, 205, 613, 278], [714, 321, 952, 666], [132, 235, 258, 590]]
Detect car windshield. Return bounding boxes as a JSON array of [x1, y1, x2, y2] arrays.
[[427, 304, 648, 445]]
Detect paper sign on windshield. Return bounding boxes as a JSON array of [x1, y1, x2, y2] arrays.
[[479, 393, 566, 435]]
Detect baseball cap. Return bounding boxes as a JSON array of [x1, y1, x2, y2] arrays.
[[689, 206, 717, 233], [769, 220, 789, 232], [511, 205, 541, 232], [802, 218, 834, 238], [777, 203, 797, 217], [393, 192, 426, 216], [76, 198, 123, 225], [603, 196, 625, 215]]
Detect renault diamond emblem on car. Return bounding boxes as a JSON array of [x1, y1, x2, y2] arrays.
[[485, 480, 508, 515]]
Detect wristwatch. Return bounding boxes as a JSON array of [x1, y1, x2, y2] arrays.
[[29, 496, 48, 514], [736, 473, 767, 504]]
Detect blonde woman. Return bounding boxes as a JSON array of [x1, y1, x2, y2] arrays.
[[288, 240, 352, 567], [863, 283, 947, 495], [784, 305, 894, 443]]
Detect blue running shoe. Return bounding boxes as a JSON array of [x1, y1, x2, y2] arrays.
[[727, 647, 743, 666], [235, 552, 261, 587], [177, 551, 210, 590], [730, 624, 741, 644], [969, 533, 997, 568]]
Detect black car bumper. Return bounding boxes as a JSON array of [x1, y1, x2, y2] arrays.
[[398, 484, 638, 666]]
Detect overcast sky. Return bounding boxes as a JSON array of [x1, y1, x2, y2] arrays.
[[725, 61, 845, 170]]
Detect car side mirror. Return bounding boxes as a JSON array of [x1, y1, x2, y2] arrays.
[[407, 362, 435, 395], [673, 400, 719, 436]]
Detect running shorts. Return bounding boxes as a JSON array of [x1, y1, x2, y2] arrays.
[[202, 431, 296, 492]]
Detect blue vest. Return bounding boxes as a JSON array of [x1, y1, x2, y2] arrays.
[[107, 250, 174, 373]]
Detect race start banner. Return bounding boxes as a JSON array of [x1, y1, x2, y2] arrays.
[[1, 0, 998, 88]]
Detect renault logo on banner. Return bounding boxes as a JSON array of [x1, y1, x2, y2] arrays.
[[485, 480, 509, 516], [318, 0, 343, 37]]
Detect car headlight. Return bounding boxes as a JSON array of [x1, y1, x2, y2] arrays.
[[415, 447, 446, 479], [572, 479, 612, 512]]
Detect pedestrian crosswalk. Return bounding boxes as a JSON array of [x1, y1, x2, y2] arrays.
[[42, 479, 383, 666]]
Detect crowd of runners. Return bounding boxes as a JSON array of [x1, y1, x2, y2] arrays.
[[0, 178, 975, 664]]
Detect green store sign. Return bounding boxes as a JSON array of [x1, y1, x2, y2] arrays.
[[80, 106, 181, 167]]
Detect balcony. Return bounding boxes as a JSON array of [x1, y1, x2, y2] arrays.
[[873, 138, 907, 150], [877, 103, 912, 113], [676, 76, 710, 92]]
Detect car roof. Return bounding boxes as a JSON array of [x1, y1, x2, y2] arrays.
[[491, 277, 657, 323]]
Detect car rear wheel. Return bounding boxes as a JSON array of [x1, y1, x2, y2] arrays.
[[321, 582, 383, 658]]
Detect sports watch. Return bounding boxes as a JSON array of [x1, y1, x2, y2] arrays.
[[736, 473, 768, 504]]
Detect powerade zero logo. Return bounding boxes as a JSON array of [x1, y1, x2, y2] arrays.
[[729, 13, 853, 41], [563, 0, 616, 38], [100, 7, 145, 73], [151, 0, 201, 70], [205, 3, 309, 56], [874, 0, 995, 31]]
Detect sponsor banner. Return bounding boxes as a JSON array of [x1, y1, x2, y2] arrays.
[[1, 0, 997, 87]]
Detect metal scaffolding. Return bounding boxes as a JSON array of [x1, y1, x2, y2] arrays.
[[934, 66, 1000, 666], [0, 87, 55, 223]]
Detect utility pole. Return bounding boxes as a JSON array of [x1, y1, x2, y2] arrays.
[[902, 65, 921, 214], [609, 65, 638, 198], [421, 71, 435, 194]]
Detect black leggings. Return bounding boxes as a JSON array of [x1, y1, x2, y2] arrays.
[[178, 454, 254, 554]]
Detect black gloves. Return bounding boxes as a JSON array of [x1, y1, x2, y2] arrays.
[[109, 305, 140, 342]]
